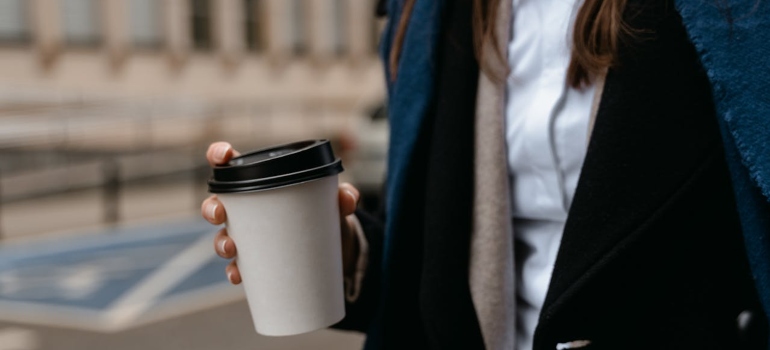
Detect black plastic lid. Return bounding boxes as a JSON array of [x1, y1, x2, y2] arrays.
[[208, 140, 343, 193]]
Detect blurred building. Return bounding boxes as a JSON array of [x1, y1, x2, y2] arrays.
[[0, 0, 387, 238], [0, 0, 383, 103]]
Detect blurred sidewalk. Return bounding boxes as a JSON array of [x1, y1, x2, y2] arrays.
[[0, 215, 365, 350], [0, 301, 363, 350], [0, 301, 364, 350]]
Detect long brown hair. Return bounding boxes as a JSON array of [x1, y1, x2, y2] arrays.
[[389, 0, 630, 88], [476, 0, 630, 87]]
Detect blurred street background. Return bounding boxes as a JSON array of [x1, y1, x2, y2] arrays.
[[0, 0, 388, 349]]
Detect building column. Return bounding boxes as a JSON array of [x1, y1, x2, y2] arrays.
[[264, 0, 291, 63], [213, 0, 244, 70], [307, 0, 335, 63], [346, 0, 373, 63], [30, 0, 62, 70], [164, 0, 191, 69], [102, 0, 129, 71]]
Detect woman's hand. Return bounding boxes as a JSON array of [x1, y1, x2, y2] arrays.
[[201, 141, 361, 285]]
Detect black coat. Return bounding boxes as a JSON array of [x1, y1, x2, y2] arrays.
[[337, 0, 768, 349]]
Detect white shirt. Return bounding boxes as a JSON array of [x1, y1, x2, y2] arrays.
[[505, 0, 597, 349]]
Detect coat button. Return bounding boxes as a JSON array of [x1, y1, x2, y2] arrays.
[[736, 309, 768, 349]]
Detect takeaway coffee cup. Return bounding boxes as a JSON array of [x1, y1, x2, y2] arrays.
[[208, 140, 345, 336]]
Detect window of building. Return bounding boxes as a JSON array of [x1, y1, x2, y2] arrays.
[[0, 0, 29, 44], [61, 0, 101, 46], [290, 0, 306, 55], [190, 0, 212, 50], [243, 0, 263, 52], [129, 0, 163, 48]]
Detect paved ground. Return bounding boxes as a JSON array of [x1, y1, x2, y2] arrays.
[[0, 301, 364, 350], [0, 217, 365, 350]]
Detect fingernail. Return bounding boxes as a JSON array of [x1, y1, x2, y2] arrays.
[[215, 145, 228, 162], [226, 271, 233, 283], [345, 189, 356, 202], [207, 203, 218, 220], [220, 239, 227, 255]]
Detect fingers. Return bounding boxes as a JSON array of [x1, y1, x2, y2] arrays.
[[209, 178, 357, 287], [214, 228, 237, 259], [206, 142, 240, 166], [201, 195, 226, 224], [338, 182, 360, 217], [214, 228, 240, 284], [204, 144, 238, 285], [225, 260, 242, 285]]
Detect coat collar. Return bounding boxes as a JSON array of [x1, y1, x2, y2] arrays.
[[379, 0, 443, 268], [675, 0, 770, 321], [366, 1, 445, 347]]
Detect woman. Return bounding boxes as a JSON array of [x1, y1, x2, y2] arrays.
[[201, 0, 770, 349]]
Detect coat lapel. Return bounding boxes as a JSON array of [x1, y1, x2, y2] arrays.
[[675, 0, 770, 319], [540, 0, 724, 321]]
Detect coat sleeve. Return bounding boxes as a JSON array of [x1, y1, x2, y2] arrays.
[[332, 208, 385, 333]]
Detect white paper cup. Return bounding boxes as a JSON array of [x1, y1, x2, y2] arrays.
[[208, 140, 345, 336]]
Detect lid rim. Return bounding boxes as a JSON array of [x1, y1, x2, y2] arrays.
[[208, 159, 341, 186], [208, 159, 343, 193], [208, 169, 340, 194], [207, 140, 343, 194]]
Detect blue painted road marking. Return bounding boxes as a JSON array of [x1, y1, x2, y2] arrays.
[[0, 218, 242, 332]]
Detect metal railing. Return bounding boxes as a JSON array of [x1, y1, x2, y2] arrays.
[[0, 96, 367, 239]]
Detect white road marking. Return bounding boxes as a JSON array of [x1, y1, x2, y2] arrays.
[[58, 265, 101, 300], [105, 234, 217, 329], [0, 327, 39, 350]]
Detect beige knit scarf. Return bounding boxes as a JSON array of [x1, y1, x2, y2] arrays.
[[470, 0, 516, 347]]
